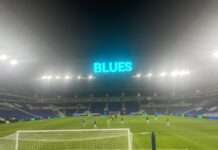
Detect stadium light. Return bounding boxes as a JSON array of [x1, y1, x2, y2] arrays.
[[146, 73, 152, 78], [178, 70, 185, 76], [47, 75, 53, 80], [136, 73, 141, 78], [170, 70, 190, 76], [77, 75, 81, 79], [64, 75, 71, 80], [171, 70, 178, 77], [160, 72, 167, 77], [214, 51, 218, 58], [88, 75, 93, 79], [41, 76, 48, 80], [0, 54, 8, 60], [180, 70, 190, 76], [10, 59, 18, 66], [55, 76, 61, 79]]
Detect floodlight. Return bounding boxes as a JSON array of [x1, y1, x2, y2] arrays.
[[178, 70, 190, 76], [41, 76, 48, 80], [77, 75, 81, 79], [55, 76, 60, 79], [171, 70, 178, 77], [136, 73, 141, 78], [160, 72, 167, 77], [47, 75, 53, 80], [64, 75, 71, 79], [214, 51, 218, 58], [147, 73, 152, 77], [88, 75, 93, 79], [178, 70, 185, 76], [10, 59, 18, 66], [0, 54, 8, 60]]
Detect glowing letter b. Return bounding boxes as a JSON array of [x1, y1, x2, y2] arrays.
[[94, 63, 101, 73]]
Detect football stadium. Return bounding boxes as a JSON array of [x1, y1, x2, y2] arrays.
[[0, 0, 218, 150]]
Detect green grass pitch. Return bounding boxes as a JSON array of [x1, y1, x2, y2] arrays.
[[0, 115, 218, 150]]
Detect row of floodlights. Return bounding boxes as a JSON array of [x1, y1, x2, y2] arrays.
[[41, 75, 94, 80], [134, 70, 190, 78], [0, 54, 18, 66], [41, 70, 190, 81]]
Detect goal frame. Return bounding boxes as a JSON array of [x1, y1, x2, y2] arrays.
[[15, 128, 132, 150]]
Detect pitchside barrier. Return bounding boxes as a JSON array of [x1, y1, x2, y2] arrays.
[[0, 129, 157, 150]]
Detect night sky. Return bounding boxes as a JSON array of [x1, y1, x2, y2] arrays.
[[0, 0, 217, 96]]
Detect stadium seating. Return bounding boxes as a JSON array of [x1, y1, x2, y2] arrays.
[[125, 101, 139, 113], [90, 102, 105, 114], [108, 102, 122, 111], [0, 92, 218, 121], [0, 109, 32, 120]]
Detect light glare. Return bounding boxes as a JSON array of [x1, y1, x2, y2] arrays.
[[56, 76, 60, 79], [88, 75, 93, 79], [136, 73, 141, 78], [0, 54, 8, 60], [65, 75, 71, 79], [214, 51, 218, 58], [10, 60, 18, 66], [47, 75, 52, 80], [171, 70, 178, 77], [179, 70, 186, 76], [147, 73, 152, 77], [160, 72, 167, 77], [185, 70, 190, 75], [42, 76, 47, 79]]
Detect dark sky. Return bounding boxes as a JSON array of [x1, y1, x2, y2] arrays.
[[0, 0, 210, 69]]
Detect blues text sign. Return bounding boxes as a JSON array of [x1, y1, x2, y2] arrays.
[[93, 61, 133, 73]]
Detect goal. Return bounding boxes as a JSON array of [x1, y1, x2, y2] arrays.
[[0, 129, 132, 150]]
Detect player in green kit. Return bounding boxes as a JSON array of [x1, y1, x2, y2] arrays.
[[146, 116, 150, 124], [154, 114, 158, 121], [166, 118, 170, 126], [81, 118, 86, 128], [121, 117, 124, 124], [93, 120, 98, 129]]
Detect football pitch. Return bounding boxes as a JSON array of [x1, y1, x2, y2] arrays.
[[0, 115, 218, 150]]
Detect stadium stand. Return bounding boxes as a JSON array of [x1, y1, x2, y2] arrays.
[[108, 102, 122, 111], [0, 90, 218, 122], [125, 101, 140, 114], [90, 102, 105, 114]]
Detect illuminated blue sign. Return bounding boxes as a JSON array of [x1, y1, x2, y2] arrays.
[[93, 61, 133, 73]]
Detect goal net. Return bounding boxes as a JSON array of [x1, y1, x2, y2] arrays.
[[0, 129, 132, 150]]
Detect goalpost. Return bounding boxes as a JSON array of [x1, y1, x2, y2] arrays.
[[0, 129, 132, 150]]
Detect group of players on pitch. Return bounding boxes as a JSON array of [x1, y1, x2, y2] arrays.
[[81, 115, 170, 129], [143, 115, 170, 127]]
